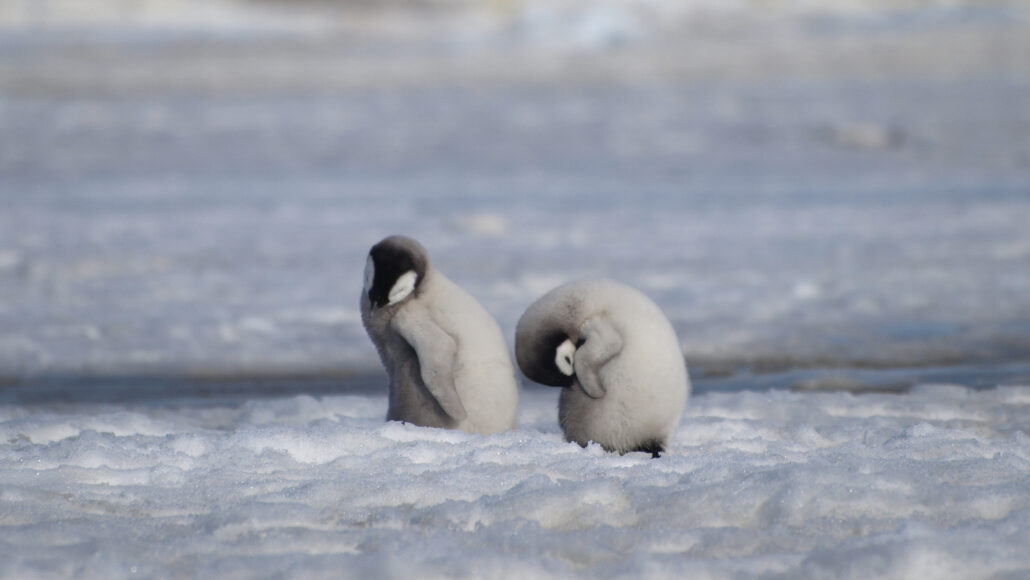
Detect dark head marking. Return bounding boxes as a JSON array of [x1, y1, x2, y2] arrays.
[[365, 235, 429, 309], [516, 330, 577, 388]]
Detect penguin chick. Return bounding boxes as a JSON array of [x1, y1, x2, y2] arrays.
[[515, 279, 689, 456], [360, 235, 518, 435]]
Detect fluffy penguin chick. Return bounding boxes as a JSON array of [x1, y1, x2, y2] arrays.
[[360, 235, 518, 435], [515, 279, 689, 456]]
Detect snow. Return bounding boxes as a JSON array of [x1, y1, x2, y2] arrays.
[[2, 385, 1030, 578], [1, 0, 1030, 577], [3, 79, 1030, 378]]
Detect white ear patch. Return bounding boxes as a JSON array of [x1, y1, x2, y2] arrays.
[[555, 338, 576, 376], [387, 270, 418, 305], [363, 255, 375, 292]]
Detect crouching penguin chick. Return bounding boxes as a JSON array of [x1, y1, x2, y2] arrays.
[[515, 279, 689, 456]]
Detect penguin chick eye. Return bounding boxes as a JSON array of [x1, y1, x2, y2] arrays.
[[387, 270, 418, 305], [363, 255, 375, 293], [555, 338, 576, 376]]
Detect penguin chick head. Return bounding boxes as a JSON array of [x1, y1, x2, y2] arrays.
[[515, 329, 580, 388], [365, 235, 429, 310]]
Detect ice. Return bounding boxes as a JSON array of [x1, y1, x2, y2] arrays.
[[1, 386, 1029, 577], [1, 0, 1029, 576]]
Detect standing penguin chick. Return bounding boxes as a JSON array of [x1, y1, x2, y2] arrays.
[[515, 279, 689, 456], [360, 235, 518, 435]]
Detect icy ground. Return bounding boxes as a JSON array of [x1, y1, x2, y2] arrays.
[[1, 1, 1030, 577], [1, 0, 1029, 383], [2, 386, 1030, 578]]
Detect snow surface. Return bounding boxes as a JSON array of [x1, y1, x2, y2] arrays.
[[2, 1, 1030, 577], [2, 385, 1030, 578], [2, 0, 1029, 380]]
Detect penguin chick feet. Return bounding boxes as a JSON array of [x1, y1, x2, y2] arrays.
[[630, 439, 665, 458]]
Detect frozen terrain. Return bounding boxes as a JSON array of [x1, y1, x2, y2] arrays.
[[1, 0, 1030, 577], [3, 386, 1030, 578], [1, 0, 1029, 386]]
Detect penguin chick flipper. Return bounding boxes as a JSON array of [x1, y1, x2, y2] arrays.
[[573, 316, 624, 399], [393, 311, 468, 422]]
